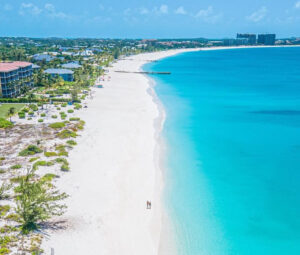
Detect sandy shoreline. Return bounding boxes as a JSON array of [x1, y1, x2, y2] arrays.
[[41, 48, 197, 255], [41, 45, 299, 254]]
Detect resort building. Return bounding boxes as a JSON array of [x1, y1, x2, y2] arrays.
[[44, 68, 74, 82], [32, 54, 55, 62], [257, 34, 276, 45], [61, 62, 82, 69], [236, 33, 257, 44], [0, 61, 34, 98]]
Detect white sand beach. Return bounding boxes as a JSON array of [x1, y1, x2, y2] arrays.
[[41, 45, 300, 255], [41, 49, 198, 255]]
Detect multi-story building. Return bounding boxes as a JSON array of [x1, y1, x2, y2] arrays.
[[257, 34, 276, 45], [44, 68, 74, 81], [236, 34, 257, 45], [0, 61, 33, 98]]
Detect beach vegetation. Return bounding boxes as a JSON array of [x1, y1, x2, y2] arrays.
[[44, 151, 57, 157], [49, 122, 65, 129], [67, 109, 74, 113], [57, 129, 77, 139], [0, 182, 11, 200], [51, 115, 58, 119], [19, 145, 43, 156], [29, 157, 39, 162], [38, 119, 43, 123], [66, 140, 77, 146], [14, 169, 68, 234], [69, 117, 80, 121], [40, 113, 46, 117], [0, 118, 13, 129], [11, 164, 22, 169]]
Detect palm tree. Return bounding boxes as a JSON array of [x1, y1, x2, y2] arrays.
[[7, 107, 16, 123]]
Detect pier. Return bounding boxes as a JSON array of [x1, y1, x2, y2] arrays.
[[114, 70, 171, 75]]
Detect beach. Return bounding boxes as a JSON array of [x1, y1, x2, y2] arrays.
[[41, 48, 199, 255]]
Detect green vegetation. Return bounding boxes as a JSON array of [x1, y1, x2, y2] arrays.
[[51, 115, 58, 119], [0, 104, 25, 119], [44, 151, 57, 157], [49, 122, 65, 129], [66, 140, 77, 146], [32, 161, 53, 170], [57, 129, 77, 139], [38, 119, 44, 123], [0, 182, 11, 200], [19, 145, 43, 157], [14, 169, 68, 233], [55, 158, 70, 171], [0, 118, 13, 129], [69, 117, 80, 121], [67, 109, 74, 113], [40, 113, 46, 117], [11, 164, 22, 169], [29, 157, 39, 162]]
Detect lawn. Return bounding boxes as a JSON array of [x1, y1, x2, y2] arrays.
[[0, 103, 25, 119]]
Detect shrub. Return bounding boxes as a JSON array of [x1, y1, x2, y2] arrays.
[[42, 173, 58, 182], [61, 103, 67, 107], [49, 122, 65, 129], [67, 109, 74, 113], [44, 151, 57, 157], [55, 157, 68, 165], [40, 113, 46, 117], [28, 111, 34, 116], [0, 118, 13, 129], [56, 107, 61, 110], [69, 117, 80, 121], [11, 164, 22, 169], [19, 145, 42, 157], [0, 182, 11, 200], [32, 161, 47, 170], [0, 205, 10, 217], [18, 112, 25, 119], [14, 169, 68, 234], [27, 117, 32, 120], [38, 119, 43, 123], [57, 129, 77, 139], [29, 157, 39, 162], [29, 104, 38, 111], [61, 164, 70, 171], [66, 140, 77, 146], [51, 115, 58, 119]]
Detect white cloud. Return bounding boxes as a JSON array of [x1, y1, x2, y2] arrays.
[[4, 4, 13, 11], [295, 1, 300, 8], [195, 6, 222, 23], [246, 6, 267, 22], [140, 7, 149, 15], [156, 4, 168, 14], [195, 6, 213, 18], [175, 6, 187, 15], [19, 3, 42, 16], [44, 3, 68, 19]]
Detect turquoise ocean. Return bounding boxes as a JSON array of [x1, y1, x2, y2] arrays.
[[144, 47, 300, 255]]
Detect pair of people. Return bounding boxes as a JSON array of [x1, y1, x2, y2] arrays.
[[146, 200, 152, 209]]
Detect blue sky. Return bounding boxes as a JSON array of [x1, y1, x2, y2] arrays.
[[0, 0, 299, 38]]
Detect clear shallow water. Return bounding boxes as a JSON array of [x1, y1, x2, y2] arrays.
[[144, 48, 300, 255]]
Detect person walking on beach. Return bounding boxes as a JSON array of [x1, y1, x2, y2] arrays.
[[147, 201, 151, 209]]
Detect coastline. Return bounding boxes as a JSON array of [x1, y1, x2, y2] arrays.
[[41, 48, 197, 255], [41, 45, 300, 254]]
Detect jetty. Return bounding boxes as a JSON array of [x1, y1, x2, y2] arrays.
[[114, 70, 171, 75]]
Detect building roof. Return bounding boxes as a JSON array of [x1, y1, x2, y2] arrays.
[[44, 68, 74, 75], [0, 61, 32, 73], [61, 63, 82, 69], [31, 64, 40, 69], [32, 54, 55, 61]]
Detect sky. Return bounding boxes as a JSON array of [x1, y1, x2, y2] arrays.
[[0, 0, 300, 38]]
